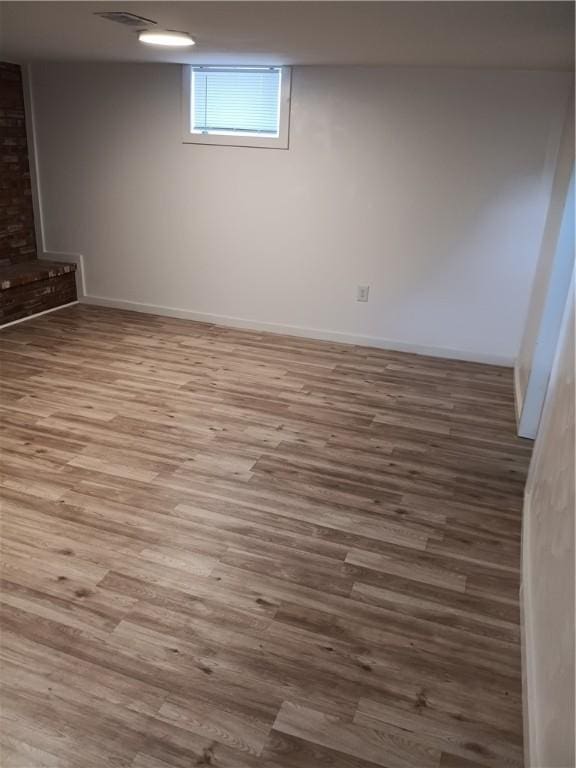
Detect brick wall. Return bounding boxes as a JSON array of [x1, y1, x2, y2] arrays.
[[0, 62, 37, 267]]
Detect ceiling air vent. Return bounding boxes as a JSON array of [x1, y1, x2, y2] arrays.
[[94, 11, 157, 28]]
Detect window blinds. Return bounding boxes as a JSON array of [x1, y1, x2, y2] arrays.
[[192, 67, 282, 136]]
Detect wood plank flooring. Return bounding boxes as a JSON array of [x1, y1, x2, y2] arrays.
[[0, 305, 532, 768]]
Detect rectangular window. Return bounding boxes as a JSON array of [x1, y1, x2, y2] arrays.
[[182, 65, 291, 149]]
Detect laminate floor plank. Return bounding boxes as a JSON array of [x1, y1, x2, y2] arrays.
[[0, 305, 530, 767]]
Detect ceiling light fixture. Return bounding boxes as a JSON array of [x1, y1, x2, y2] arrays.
[[138, 29, 195, 47]]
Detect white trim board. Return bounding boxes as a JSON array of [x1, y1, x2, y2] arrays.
[[520, 575, 539, 766], [514, 364, 524, 427], [0, 301, 78, 330], [81, 294, 514, 366], [520, 489, 539, 767], [518, 172, 575, 439]]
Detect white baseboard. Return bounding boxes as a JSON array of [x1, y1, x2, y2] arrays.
[[0, 301, 78, 330], [80, 294, 514, 366], [40, 251, 86, 299], [514, 363, 525, 427], [521, 491, 539, 768]]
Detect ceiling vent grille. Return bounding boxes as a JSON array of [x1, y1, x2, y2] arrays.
[[94, 12, 157, 28]]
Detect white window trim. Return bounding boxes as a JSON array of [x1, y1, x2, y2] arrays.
[[181, 65, 292, 149]]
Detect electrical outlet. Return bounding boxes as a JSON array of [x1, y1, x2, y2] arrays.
[[357, 285, 370, 302]]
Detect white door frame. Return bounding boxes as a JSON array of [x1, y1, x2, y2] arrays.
[[518, 171, 575, 439]]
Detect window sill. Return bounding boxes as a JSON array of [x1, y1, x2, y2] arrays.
[[181, 132, 289, 149]]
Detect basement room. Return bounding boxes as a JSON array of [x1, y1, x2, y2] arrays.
[[0, 2, 574, 767]]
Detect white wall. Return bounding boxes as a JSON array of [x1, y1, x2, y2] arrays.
[[29, 63, 571, 363], [522, 276, 575, 767]]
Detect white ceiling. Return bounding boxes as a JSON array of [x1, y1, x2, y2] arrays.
[[0, 1, 574, 70]]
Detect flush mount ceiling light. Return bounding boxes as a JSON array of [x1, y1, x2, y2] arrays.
[[138, 29, 195, 47]]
